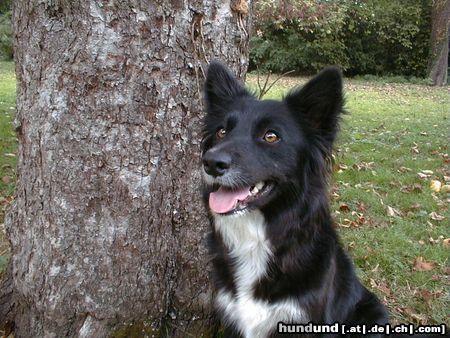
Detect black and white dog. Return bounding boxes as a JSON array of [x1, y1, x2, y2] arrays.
[[200, 62, 388, 337]]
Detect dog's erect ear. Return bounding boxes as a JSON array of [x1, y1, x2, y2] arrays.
[[204, 61, 250, 114], [285, 67, 344, 146]]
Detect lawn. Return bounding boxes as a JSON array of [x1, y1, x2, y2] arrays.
[[0, 61, 16, 272], [247, 73, 449, 325], [0, 62, 448, 325]]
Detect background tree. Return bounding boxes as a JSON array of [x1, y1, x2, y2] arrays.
[[0, 1, 252, 337], [428, 0, 450, 85]]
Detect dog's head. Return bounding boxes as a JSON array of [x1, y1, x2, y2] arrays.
[[201, 62, 343, 216]]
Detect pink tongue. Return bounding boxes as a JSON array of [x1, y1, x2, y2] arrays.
[[209, 186, 251, 214]]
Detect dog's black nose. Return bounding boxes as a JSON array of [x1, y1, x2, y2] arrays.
[[202, 151, 231, 177]]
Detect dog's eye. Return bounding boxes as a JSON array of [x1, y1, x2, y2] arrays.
[[216, 128, 226, 139], [263, 130, 279, 143]]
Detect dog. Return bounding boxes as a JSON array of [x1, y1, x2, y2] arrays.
[[200, 62, 389, 338]]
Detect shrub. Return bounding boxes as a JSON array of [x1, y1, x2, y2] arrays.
[[0, 11, 12, 61], [250, 0, 349, 74], [250, 0, 431, 77], [341, 0, 431, 77]]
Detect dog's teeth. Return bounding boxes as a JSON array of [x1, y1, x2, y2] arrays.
[[250, 181, 265, 195], [255, 181, 265, 191]]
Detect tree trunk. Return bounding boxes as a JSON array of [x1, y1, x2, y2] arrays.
[[428, 0, 450, 86], [2, 1, 252, 337]]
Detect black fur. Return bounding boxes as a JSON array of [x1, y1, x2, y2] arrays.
[[202, 62, 390, 338]]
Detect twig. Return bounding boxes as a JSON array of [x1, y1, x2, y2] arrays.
[[257, 69, 295, 99]]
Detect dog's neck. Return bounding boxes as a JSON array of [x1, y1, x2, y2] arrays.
[[213, 211, 267, 250]]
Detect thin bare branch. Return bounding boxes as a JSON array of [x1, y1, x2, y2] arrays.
[[257, 70, 295, 99]]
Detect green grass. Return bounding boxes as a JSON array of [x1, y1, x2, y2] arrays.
[[0, 61, 16, 271], [0, 61, 16, 194], [248, 73, 448, 325], [338, 81, 448, 325], [0, 63, 448, 325]]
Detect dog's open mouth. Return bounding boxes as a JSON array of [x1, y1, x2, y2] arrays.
[[208, 181, 273, 215]]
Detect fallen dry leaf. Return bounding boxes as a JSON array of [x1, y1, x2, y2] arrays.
[[330, 190, 340, 200], [0, 196, 14, 205], [390, 180, 402, 188], [429, 212, 445, 221], [370, 279, 392, 297], [3, 319, 14, 337], [441, 185, 450, 193], [357, 202, 367, 212], [428, 236, 443, 245], [1, 176, 13, 184], [397, 307, 428, 324], [431, 275, 442, 281], [335, 163, 348, 173], [342, 218, 359, 228], [352, 162, 375, 171], [400, 183, 422, 193], [337, 219, 351, 228], [398, 166, 412, 173], [386, 205, 400, 217], [339, 203, 351, 212], [406, 309, 427, 323], [430, 180, 441, 192], [416, 289, 443, 308], [413, 256, 435, 271], [443, 238, 450, 248], [417, 170, 434, 179]]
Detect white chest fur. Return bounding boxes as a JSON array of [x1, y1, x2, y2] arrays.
[[213, 210, 306, 338]]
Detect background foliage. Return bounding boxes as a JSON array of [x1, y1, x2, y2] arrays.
[[250, 0, 432, 77], [0, 0, 12, 61], [0, 0, 436, 77]]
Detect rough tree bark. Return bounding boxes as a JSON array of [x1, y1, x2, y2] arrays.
[[428, 0, 450, 86], [1, 0, 252, 337]]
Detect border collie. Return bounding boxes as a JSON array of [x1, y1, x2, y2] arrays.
[[200, 62, 389, 337]]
